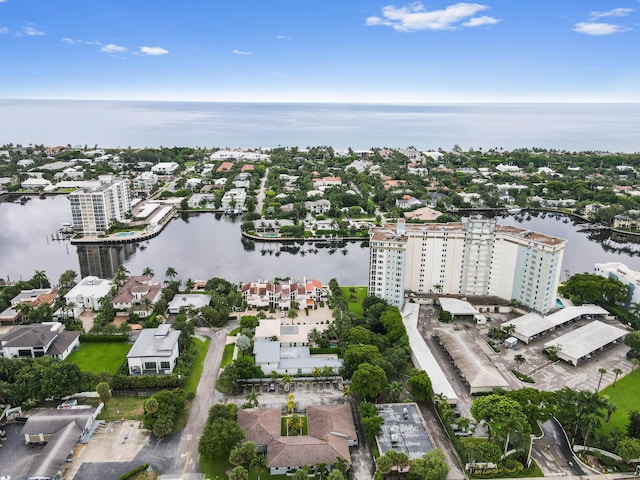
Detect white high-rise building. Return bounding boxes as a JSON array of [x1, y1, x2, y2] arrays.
[[69, 175, 131, 236], [594, 262, 640, 307], [369, 218, 566, 313]]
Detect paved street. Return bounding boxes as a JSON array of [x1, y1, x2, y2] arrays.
[[534, 420, 586, 477]]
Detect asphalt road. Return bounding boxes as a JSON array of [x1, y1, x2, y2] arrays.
[[171, 322, 236, 475], [532, 419, 585, 476]]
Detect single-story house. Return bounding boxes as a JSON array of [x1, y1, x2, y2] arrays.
[[167, 294, 211, 314], [127, 324, 180, 375]]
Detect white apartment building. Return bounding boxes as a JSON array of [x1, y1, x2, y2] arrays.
[[69, 176, 131, 235], [594, 261, 640, 307], [132, 171, 158, 194], [220, 188, 247, 210], [369, 218, 566, 313]]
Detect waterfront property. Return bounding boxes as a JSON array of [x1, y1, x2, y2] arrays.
[[167, 293, 212, 314], [594, 261, 640, 307], [0, 288, 57, 325], [63, 275, 113, 312], [237, 403, 356, 475], [369, 218, 566, 314], [241, 278, 325, 310], [126, 324, 180, 375], [69, 175, 131, 236], [112, 275, 162, 317], [0, 322, 80, 360]]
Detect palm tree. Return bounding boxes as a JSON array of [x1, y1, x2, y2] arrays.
[[245, 389, 261, 408], [612, 367, 624, 386], [596, 367, 607, 392], [165, 266, 177, 282], [282, 374, 293, 392], [250, 455, 268, 480], [32, 270, 47, 289], [312, 367, 322, 381], [228, 466, 248, 480], [387, 381, 404, 402], [630, 302, 640, 318], [314, 462, 329, 480], [333, 456, 349, 476], [14, 303, 32, 324], [142, 267, 155, 279], [514, 354, 526, 369]]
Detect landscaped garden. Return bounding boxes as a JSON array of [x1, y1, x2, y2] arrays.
[[341, 285, 367, 318], [600, 367, 640, 434], [66, 341, 132, 375]]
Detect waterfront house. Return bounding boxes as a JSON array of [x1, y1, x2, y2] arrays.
[[126, 324, 180, 375], [64, 276, 113, 312], [167, 294, 211, 314], [241, 278, 325, 310], [0, 322, 81, 360], [113, 276, 162, 317], [221, 188, 247, 211], [0, 288, 57, 325]]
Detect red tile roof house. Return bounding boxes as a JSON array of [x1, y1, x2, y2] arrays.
[[113, 276, 162, 318], [241, 279, 325, 310], [238, 404, 357, 476]]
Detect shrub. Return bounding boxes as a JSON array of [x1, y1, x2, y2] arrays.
[[80, 334, 129, 343], [118, 464, 150, 480]]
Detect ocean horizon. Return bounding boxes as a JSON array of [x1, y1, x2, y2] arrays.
[[1, 99, 639, 153]]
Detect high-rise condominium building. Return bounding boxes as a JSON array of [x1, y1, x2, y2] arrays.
[[69, 175, 131, 236], [368, 217, 566, 313]]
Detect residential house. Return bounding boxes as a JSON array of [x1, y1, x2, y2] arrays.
[[167, 294, 211, 314], [151, 162, 179, 175], [0, 322, 81, 360], [0, 288, 57, 325], [132, 171, 159, 194], [187, 193, 216, 209], [312, 176, 342, 191], [254, 219, 294, 235], [241, 278, 325, 310], [221, 188, 247, 210], [304, 199, 331, 215], [21, 178, 52, 189], [64, 276, 113, 312], [113, 276, 162, 317], [238, 404, 356, 476], [126, 324, 180, 375], [395, 195, 424, 209]]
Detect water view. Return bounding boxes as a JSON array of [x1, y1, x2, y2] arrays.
[[3, 196, 640, 285]]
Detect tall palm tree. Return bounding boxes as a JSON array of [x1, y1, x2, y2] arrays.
[[612, 367, 624, 386], [32, 270, 47, 289], [142, 267, 155, 279], [630, 302, 640, 318], [245, 388, 261, 408], [250, 455, 268, 480], [514, 354, 526, 369], [333, 456, 350, 476], [596, 367, 607, 392], [387, 381, 404, 402], [165, 266, 177, 282]]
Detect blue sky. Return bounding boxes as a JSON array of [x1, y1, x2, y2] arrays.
[[1, 0, 639, 103]]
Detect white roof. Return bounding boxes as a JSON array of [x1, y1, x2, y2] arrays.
[[402, 304, 458, 403], [502, 305, 609, 340], [543, 320, 628, 361], [167, 294, 211, 311], [64, 276, 113, 300], [438, 297, 478, 316]]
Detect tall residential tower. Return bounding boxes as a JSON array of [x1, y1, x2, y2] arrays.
[[69, 175, 131, 236], [368, 218, 566, 313]]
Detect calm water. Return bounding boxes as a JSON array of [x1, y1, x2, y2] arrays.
[[3, 197, 640, 286], [1, 100, 639, 152]]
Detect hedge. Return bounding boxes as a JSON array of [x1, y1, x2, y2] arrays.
[[80, 334, 129, 343], [111, 373, 183, 390], [118, 464, 150, 480]]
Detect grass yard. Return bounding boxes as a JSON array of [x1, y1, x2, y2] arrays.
[[341, 286, 368, 318], [600, 367, 640, 434], [184, 336, 210, 395], [221, 342, 235, 367], [201, 456, 278, 480], [66, 342, 131, 375], [95, 395, 145, 422]]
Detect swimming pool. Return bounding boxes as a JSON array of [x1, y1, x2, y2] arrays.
[[115, 231, 137, 237]]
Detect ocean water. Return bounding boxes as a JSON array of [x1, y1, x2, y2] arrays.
[[0, 100, 639, 152]]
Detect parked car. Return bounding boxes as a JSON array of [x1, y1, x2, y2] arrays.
[[268, 383, 276, 392]]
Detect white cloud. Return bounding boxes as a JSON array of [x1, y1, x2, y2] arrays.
[[101, 43, 127, 53], [24, 23, 44, 36], [276, 34, 293, 40], [366, 2, 497, 31], [0, 27, 8, 35], [232, 49, 252, 55], [140, 46, 169, 55], [61, 37, 80, 45], [573, 22, 630, 35], [590, 8, 633, 20], [462, 15, 500, 27]]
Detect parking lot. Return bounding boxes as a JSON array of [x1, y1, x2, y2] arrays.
[[0, 421, 45, 480]]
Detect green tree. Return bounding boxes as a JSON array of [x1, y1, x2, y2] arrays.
[[612, 367, 624, 386], [628, 410, 640, 439], [326, 470, 345, 480], [616, 437, 640, 463], [228, 466, 249, 480], [236, 335, 252, 355], [244, 389, 261, 409], [362, 414, 384, 444], [407, 449, 449, 480], [96, 382, 112, 410], [625, 331, 640, 354], [597, 367, 607, 392], [31, 270, 48, 289], [514, 354, 526, 369], [152, 415, 174, 438], [407, 369, 433, 403], [165, 266, 178, 282], [471, 394, 531, 454], [558, 273, 627, 306], [387, 381, 404, 402], [144, 397, 159, 415], [250, 454, 268, 480], [376, 451, 395, 476], [351, 363, 387, 400], [460, 437, 502, 465], [199, 417, 245, 460], [142, 267, 155, 279], [291, 467, 309, 480]]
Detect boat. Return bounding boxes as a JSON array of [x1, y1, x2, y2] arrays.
[[507, 207, 522, 214]]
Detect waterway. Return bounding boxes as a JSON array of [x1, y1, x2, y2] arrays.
[[3, 196, 640, 285]]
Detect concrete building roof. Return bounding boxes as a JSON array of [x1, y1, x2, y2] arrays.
[[401, 304, 458, 404], [376, 403, 434, 460], [439, 297, 479, 316], [254, 338, 281, 363], [65, 276, 113, 301], [502, 305, 609, 341], [26, 421, 82, 479], [543, 320, 628, 362], [435, 328, 510, 393], [127, 325, 180, 359], [167, 294, 211, 312], [21, 408, 94, 435]]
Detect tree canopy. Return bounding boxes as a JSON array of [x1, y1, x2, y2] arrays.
[[558, 273, 627, 306]]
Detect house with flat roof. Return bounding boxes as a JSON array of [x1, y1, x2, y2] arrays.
[[238, 404, 356, 476], [0, 288, 57, 325], [0, 322, 81, 360], [64, 276, 113, 312], [151, 162, 179, 175], [127, 324, 180, 375], [241, 278, 325, 310], [167, 294, 211, 314]]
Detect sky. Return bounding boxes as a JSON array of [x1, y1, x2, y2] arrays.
[[1, 0, 640, 103]]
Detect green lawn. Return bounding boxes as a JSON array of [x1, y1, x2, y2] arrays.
[[184, 336, 210, 395], [600, 367, 640, 434], [66, 342, 132, 375], [221, 342, 235, 367], [201, 455, 278, 480], [94, 395, 145, 422], [341, 286, 368, 318]]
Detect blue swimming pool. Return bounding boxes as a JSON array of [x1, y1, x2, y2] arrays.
[[115, 231, 137, 237], [556, 298, 565, 309]]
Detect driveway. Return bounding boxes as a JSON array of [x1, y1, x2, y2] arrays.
[[532, 419, 586, 477]]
